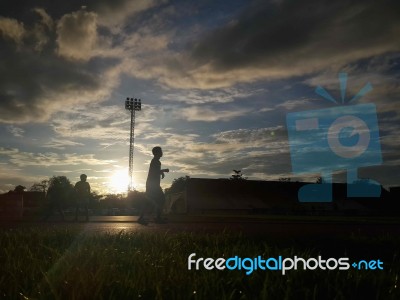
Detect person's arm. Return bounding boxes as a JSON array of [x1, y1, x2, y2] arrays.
[[160, 168, 169, 179]]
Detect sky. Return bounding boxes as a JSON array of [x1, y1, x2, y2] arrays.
[[0, 0, 399, 194]]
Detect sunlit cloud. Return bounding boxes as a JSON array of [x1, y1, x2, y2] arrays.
[[56, 9, 98, 61], [0, 147, 115, 167], [161, 87, 266, 104], [41, 138, 85, 150], [0, 16, 25, 44], [95, 0, 165, 28], [177, 106, 251, 122]]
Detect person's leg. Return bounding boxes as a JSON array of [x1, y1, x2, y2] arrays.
[[138, 199, 146, 219], [138, 197, 147, 218], [74, 202, 79, 221], [41, 202, 52, 221], [57, 203, 65, 220], [149, 192, 160, 220], [85, 201, 89, 221], [155, 189, 166, 222], [138, 196, 149, 225], [156, 200, 162, 219]]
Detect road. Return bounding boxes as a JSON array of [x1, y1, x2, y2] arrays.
[[1, 215, 400, 240]]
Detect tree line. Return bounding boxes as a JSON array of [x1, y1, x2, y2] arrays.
[[7, 175, 191, 210]]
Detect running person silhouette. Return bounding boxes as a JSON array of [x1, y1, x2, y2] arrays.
[[138, 146, 169, 225]]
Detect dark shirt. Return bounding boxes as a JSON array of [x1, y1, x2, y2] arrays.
[[75, 181, 90, 199], [146, 157, 161, 190]]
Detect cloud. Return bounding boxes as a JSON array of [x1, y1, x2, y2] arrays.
[[50, 103, 188, 162], [304, 66, 400, 108], [33, 8, 54, 29], [94, 0, 166, 28], [180, 0, 400, 88], [0, 8, 121, 124], [149, 127, 290, 178], [51, 104, 133, 140], [0, 0, 398, 191], [276, 98, 315, 111], [0, 52, 118, 123], [164, 125, 399, 186], [0, 17, 25, 44], [181, 127, 288, 164], [161, 87, 266, 104], [31, 8, 54, 51], [177, 106, 250, 122], [212, 127, 285, 145], [0, 168, 38, 193], [41, 138, 85, 150], [0, 147, 115, 167], [0, 1, 171, 125], [1, 0, 399, 126], [56, 9, 98, 61], [6, 125, 25, 137], [120, 0, 400, 90]]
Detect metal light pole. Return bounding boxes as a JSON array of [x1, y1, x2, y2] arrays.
[[125, 97, 142, 191]]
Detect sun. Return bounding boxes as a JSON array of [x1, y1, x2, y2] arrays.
[[109, 170, 129, 194]]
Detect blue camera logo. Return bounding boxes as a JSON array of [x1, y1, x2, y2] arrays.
[[286, 73, 382, 202]]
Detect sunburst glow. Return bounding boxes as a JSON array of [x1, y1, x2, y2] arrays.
[[109, 170, 129, 194]]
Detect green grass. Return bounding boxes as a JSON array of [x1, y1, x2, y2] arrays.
[[168, 214, 400, 224], [0, 227, 399, 299]]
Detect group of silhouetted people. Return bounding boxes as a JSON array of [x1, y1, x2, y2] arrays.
[[43, 146, 168, 224]]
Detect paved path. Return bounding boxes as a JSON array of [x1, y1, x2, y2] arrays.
[[1, 215, 400, 240]]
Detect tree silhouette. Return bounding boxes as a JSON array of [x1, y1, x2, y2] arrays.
[[278, 177, 291, 182], [30, 180, 49, 193], [13, 185, 26, 193], [127, 190, 147, 209], [47, 176, 74, 207], [165, 176, 190, 196], [230, 170, 247, 180]]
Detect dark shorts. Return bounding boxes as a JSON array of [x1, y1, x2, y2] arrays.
[[76, 197, 89, 206]]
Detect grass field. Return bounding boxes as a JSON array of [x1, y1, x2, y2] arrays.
[[166, 214, 400, 224], [0, 226, 399, 299]]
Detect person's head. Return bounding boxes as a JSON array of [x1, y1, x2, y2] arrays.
[[152, 146, 163, 158], [80, 174, 87, 182]]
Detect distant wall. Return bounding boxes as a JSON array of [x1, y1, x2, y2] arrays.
[[0, 191, 46, 219], [23, 191, 46, 216], [186, 178, 301, 213], [0, 193, 24, 219], [184, 178, 393, 215]]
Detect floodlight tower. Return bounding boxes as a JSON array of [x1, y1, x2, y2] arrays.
[[125, 97, 142, 191]]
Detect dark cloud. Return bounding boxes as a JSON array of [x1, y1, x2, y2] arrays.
[[0, 39, 117, 123], [0, 6, 122, 124], [0, 0, 157, 21], [0, 0, 163, 124], [190, 0, 400, 74]]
